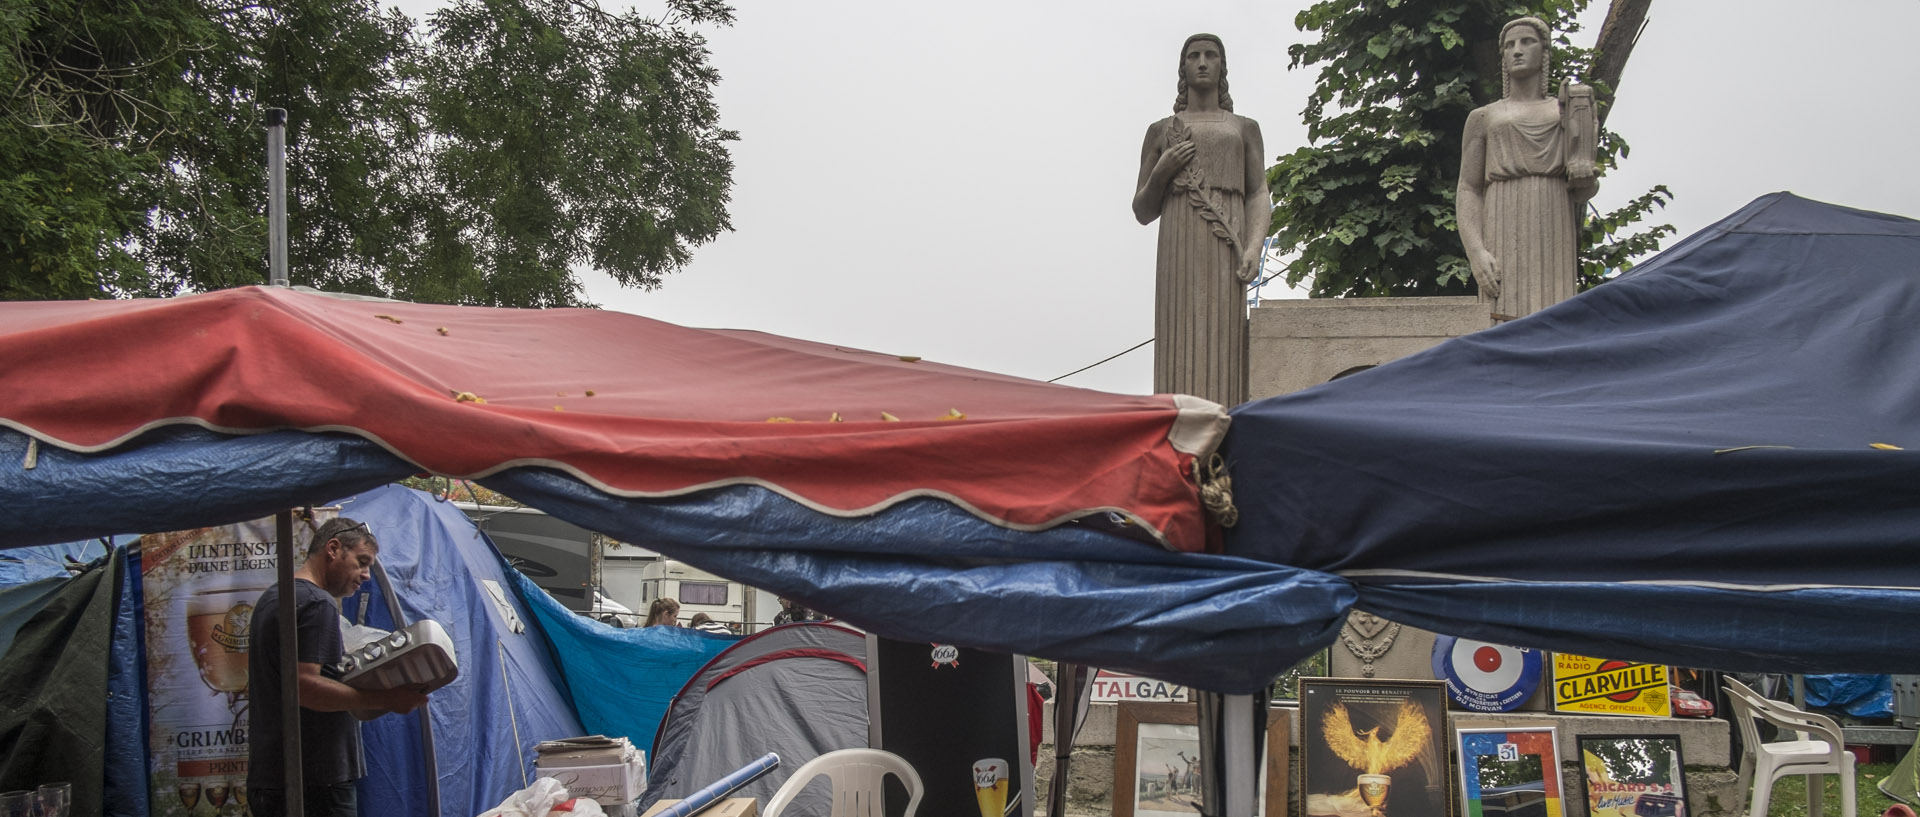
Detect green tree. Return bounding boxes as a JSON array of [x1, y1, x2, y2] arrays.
[[1, 0, 735, 305], [1265, 0, 1671, 298]]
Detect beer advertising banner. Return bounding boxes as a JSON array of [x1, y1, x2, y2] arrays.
[[141, 515, 326, 817], [1551, 655, 1671, 717]]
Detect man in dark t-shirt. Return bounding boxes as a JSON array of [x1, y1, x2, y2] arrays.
[[246, 517, 429, 817]]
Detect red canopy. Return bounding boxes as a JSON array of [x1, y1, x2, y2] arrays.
[[1, 287, 1223, 549]]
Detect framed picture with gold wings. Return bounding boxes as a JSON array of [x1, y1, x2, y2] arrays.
[[1299, 678, 1450, 817]]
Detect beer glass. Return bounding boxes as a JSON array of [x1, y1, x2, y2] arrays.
[[206, 782, 230, 815], [0, 791, 31, 817], [187, 590, 255, 711], [36, 783, 71, 817], [233, 782, 250, 817], [972, 758, 1009, 817], [177, 781, 202, 814]]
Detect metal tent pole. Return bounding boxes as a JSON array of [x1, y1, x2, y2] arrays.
[[266, 108, 289, 287], [1045, 664, 1089, 816], [371, 560, 443, 817], [275, 510, 304, 817], [1197, 686, 1271, 817]]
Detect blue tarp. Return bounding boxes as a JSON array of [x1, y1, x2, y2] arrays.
[[0, 426, 1351, 692], [333, 485, 586, 817], [1223, 193, 1920, 676], [1805, 674, 1895, 719], [508, 566, 734, 749]]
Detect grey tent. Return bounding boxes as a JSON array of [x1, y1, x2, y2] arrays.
[[642, 623, 870, 816]]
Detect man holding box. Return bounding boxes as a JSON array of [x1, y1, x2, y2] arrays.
[[246, 517, 430, 817]]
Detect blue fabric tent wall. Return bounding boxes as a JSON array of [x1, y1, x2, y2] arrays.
[[332, 485, 586, 817], [1222, 193, 1920, 674], [507, 567, 734, 750]]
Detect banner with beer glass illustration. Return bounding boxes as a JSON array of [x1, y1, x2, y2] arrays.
[[142, 514, 328, 817]]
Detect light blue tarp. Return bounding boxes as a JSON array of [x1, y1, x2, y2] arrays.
[[333, 485, 586, 817], [507, 566, 734, 750]]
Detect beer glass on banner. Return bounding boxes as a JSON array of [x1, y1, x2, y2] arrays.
[[206, 781, 231, 816], [187, 590, 255, 729], [178, 780, 202, 814], [972, 758, 1009, 817], [234, 782, 249, 817]]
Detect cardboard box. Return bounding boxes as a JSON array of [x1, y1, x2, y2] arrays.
[[535, 757, 647, 806], [639, 798, 758, 817], [535, 735, 633, 769]]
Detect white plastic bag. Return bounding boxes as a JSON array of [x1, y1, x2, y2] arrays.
[[476, 777, 605, 817]]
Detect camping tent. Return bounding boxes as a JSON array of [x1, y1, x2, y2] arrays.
[[1222, 193, 1920, 675], [333, 485, 587, 817], [0, 486, 589, 817], [643, 623, 870, 816]]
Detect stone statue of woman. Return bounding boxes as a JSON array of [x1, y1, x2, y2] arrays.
[[1133, 34, 1269, 406], [1457, 16, 1598, 322]]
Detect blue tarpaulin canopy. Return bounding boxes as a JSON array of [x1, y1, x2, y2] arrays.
[[1, 192, 1916, 693], [1223, 193, 1920, 676]]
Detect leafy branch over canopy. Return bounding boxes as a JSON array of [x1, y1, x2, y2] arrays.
[[1266, 0, 1672, 298], [1, 0, 737, 306]]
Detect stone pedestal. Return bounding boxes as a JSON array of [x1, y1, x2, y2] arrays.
[[1248, 295, 1487, 399]]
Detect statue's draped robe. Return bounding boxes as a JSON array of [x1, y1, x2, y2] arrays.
[[1472, 98, 1579, 320], [1151, 111, 1252, 406]]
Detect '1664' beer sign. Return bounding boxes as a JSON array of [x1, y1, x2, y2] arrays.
[[141, 513, 329, 817], [973, 758, 1009, 817], [1089, 670, 1189, 703], [1551, 654, 1670, 717]]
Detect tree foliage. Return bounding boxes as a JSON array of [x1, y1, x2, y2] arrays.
[[1266, 0, 1672, 298], [1, 0, 735, 305]]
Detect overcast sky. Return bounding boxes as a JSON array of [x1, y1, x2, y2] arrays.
[[421, 1, 1920, 395]]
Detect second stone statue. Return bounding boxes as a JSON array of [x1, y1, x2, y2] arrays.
[[1456, 16, 1600, 323]]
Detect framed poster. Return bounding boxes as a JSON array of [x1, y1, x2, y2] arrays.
[[1457, 727, 1562, 817], [1577, 735, 1688, 817], [1111, 702, 1289, 817], [1300, 678, 1450, 817], [1552, 655, 1671, 717]]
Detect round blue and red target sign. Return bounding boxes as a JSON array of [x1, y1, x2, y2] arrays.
[[1431, 636, 1541, 712]]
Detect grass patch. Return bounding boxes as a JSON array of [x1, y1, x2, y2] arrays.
[[1764, 762, 1898, 817]]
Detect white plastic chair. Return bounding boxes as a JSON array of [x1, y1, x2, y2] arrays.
[[1723, 677, 1857, 817], [763, 748, 924, 817]]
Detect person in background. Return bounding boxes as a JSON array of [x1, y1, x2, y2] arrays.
[[689, 613, 732, 635], [247, 518, 429, 817], [771, 597, 821, 626], [644, 598, 681, 627]]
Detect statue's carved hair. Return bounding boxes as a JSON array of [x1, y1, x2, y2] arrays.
[[1173, 34, 1233, 113], [1499, 17, 1552, 100]]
